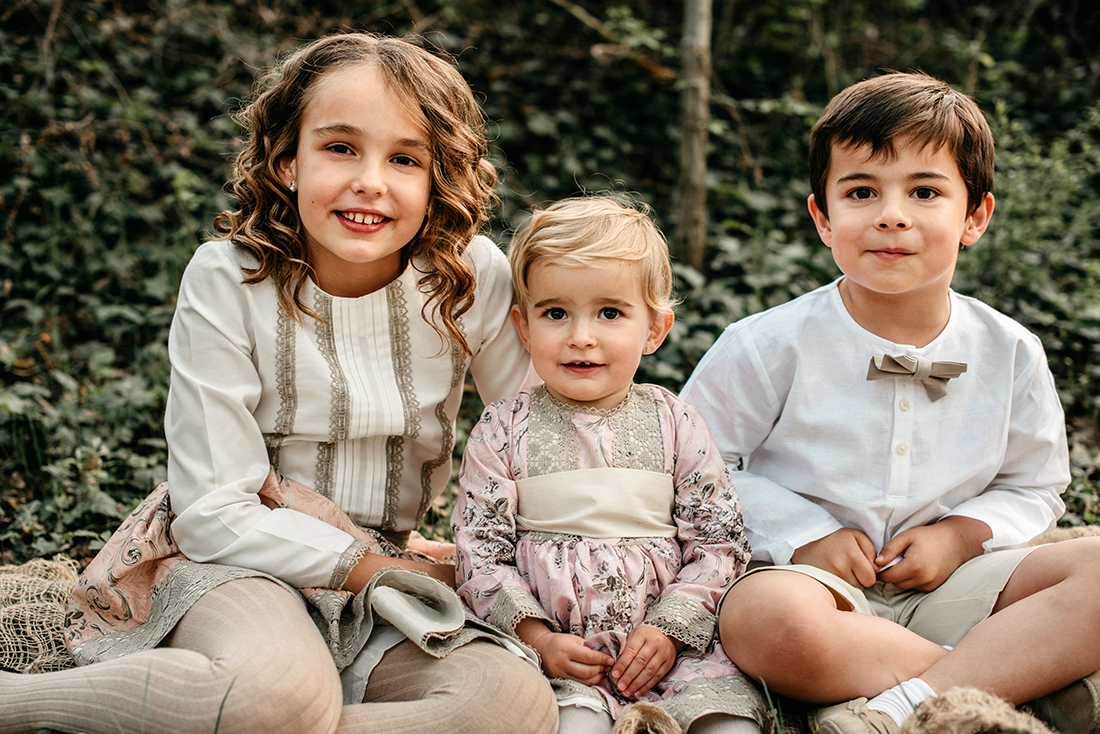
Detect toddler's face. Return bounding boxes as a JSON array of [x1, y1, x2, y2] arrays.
[[808, 137, 993, 309], [511, 261, 670, 411]]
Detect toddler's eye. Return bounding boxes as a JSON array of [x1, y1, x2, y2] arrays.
[[545, 308, 566, 320], [600, 308, 621, 320]]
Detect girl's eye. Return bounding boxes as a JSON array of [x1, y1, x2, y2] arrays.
[[327, 143, 354, 155], [912, 187, 939, 200], [848, 187, 874, 200], [600, 308, 621, 320], [545, 308, 566, 321], [392, 154, 420, 167]]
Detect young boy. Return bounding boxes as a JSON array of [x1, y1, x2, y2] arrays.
[[680, 72, 1100, 734]]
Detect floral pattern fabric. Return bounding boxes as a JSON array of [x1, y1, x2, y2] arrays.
[[453, 384, 753, 718]]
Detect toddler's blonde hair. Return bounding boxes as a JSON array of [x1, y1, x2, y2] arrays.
[[509, 194, 677, 320]]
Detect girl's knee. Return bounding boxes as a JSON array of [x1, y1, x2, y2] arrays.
[[449, 643, 559, 734], [217, 644, 342, 734]]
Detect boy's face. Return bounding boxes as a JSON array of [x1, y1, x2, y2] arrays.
[[808, 138, 994, 309], [510, 260, 673, 412]]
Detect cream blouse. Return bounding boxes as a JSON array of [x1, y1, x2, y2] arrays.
[[165, 236, 534, 589]]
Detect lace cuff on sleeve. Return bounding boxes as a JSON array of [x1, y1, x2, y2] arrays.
[[327, 538, 370, 589], [488, 584, 557, 637], [643, 593, 715, 652]]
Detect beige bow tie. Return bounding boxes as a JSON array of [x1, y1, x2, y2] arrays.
[[866, 354, 967, 402]]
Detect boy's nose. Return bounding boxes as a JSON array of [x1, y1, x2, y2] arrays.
[[875, 203, 910, 229]]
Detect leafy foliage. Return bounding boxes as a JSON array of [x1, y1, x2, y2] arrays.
[[2, 0, 1099, 560]]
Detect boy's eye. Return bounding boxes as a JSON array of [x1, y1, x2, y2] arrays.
[[848, 187, 874, 200], [545, 307, 566, 320], [912, 187, 939, 200], [600, 307, 621, 320]]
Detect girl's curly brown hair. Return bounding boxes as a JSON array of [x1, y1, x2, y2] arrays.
[[213, 32, 498, 356]]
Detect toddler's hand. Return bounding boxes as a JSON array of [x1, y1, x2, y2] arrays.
[[516, 619, 613, 685], [610, 625, 682, 698], [875, 516, 991, 591], [791, 527, 878, 588]]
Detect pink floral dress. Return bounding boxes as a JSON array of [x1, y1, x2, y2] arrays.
[[453, 384, 766, 726]]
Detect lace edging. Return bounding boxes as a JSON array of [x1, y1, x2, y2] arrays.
[[488, 584, 556, 637], [642, 593, 715, 652], [327, 538, 370, 590]]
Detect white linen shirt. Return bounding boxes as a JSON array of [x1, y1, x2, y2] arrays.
[[680, 280, 1069, 565], [165, 236, 534, 589]]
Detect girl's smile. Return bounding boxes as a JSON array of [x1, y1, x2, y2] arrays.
[[278, 63, 432, 298]]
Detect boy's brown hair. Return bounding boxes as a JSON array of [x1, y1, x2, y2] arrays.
[[808, 72, 995, 219]]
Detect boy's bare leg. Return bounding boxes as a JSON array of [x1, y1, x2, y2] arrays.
[[919, 537, 1100, 704], [719, 570, 946, 704]]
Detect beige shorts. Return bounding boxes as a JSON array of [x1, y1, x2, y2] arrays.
[[727, 546, 1039, 648]]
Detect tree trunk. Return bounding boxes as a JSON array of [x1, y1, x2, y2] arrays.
[[674, 0, 712, 271]]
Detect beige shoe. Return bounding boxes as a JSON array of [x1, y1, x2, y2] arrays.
[[810, 698, 900, 734], [613, 701, 683, 734], [1028, 670, 1100, 734]]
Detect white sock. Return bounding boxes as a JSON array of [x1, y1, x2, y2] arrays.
[[866, 678, 935, 725]]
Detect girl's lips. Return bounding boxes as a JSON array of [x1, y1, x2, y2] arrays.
[[337, 211, 390, 230]]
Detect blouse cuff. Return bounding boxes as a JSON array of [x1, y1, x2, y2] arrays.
[[327, 538, 370, 589], [643, 593, 715, 652], [488, 584, 557, 637]]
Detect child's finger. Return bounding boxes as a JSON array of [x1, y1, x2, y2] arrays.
[[613, 643, 659, 694]]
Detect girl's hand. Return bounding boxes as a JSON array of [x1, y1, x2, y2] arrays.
[[516, 619, 614, 685], [791, 527, 878, 588], [406, 530, 456, 562], [342, 552, 457, 593], [610, 625, 682, 698]]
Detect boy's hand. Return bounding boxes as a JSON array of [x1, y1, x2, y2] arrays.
[[791, 527, 878, 588], [516, 619, 613, 685], [875, 516, 992, 591], [610, 625, 683, 698]]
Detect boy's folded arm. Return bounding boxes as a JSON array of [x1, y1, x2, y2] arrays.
[[732, 468, 847, 565]]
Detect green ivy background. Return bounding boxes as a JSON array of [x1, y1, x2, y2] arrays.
[[2, 0, 1099, 562]]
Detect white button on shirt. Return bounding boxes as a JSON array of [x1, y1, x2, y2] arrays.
[[680, 280, 1069, 565]]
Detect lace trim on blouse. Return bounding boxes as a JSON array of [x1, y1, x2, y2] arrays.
[[643, 593, 715, 652], [265, 304, 297, 471], [526, 384, 665, 477], [327, 538, 370, 590]]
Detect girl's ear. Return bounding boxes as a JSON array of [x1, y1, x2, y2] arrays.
[[277, 155, 297, 190], [644, 312, 675, 355], [808, 194, 833, 248], [510, 304, 532, 353]]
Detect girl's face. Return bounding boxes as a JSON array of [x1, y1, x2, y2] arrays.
[[510, 260, 673, 411], [278, 63, 432, 298]]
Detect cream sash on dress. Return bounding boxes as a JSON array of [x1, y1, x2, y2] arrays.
[[515, 467, 676, 538]]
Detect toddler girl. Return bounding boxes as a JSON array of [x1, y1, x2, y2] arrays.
[[453, 195, 767, 734], [0, 32, 556, 734]]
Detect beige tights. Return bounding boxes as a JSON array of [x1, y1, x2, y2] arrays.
[[0, 577, 557, 734]]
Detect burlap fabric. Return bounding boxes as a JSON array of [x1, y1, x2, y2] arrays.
[[0, 556, 79, 673]]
